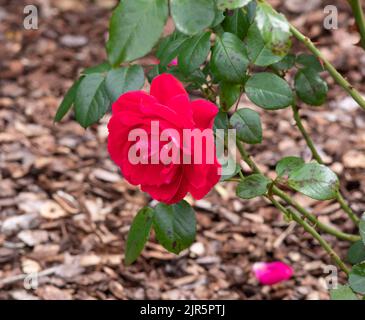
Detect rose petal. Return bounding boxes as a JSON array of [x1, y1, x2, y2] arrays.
[[191, 99, 219, 129], [150, 73, 188, 105], [253, 261, 293, 285], [112, 91, 157, 114], [165, 94, 194, 128], [187, 163, 220, 199], [141, 168, 188, 204]]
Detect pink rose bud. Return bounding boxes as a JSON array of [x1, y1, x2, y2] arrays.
[[253, 261, 293, 285], [168, 58, 178, 67]]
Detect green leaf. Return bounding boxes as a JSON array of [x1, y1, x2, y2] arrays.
[[296, 54, 324, 72], [54, 78, 82, 122], [153, 201, 196, 254], [216, 0, 252, 11], [147, 65, 163, 83], [211, 9, 226, 28], [168, 68, 206, 88], [156, 34, 176, 60], [246, 23, 284, 66], [125, 207, 154, 265], [157, 33, 189, 67], [230, 108, 262, 144], [171, 0, 216, 35], [348, 241, 365, 265], [83, 62, 111, 75], [219, 82, 241, 111], [236, 174, 271, 199], [349, 262, 365, 294], [74, 73, 111, 128], [288, 163, 339, 200], [178, 32, 211, 74], [220, 154, 241, 181], [244, 0, 257, 24], [330, 285, 358, 300], [271, 54, 295, 71], [276, 156, 305, 177], [214, 110, 230, 131], [360, 215, 365, 246], [214, 111, 239, 181], [222, 8, 250, 39], [255, 2, 291, 56], [107, 0, 168, 66], [105, 65, 145, 102], [295, 68, 328, 106], [245, 72, 293, 110], [211, 32, 249, 84]]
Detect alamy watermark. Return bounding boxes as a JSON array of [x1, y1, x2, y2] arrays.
[[23, 5, 38, 30], [23, 272, 39, 290], [324, 5, 339, 30], [22, 4, 339, 31], [127, 121, 237, 175], [323, 264, 339, 290]]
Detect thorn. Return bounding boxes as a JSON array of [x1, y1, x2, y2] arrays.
[[318, 58, 325, 69]]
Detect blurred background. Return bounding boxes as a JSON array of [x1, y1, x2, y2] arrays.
[[0, 0, 365, 300]]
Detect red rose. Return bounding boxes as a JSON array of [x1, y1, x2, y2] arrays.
[[107, 73, 221, 204]]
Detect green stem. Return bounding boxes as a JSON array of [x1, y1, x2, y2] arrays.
[[273, 186, 361, 243], [336, 191, 360, 224], [291, 104, 323, 164], [348, 0, 365, 50], [237, 142, 355, 274], [236, 142, 260, 173], [236, 142, 360, 242], [268, 195, 350, 275], [290, 25, 365, 111], [291, 104, 360, 225]]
